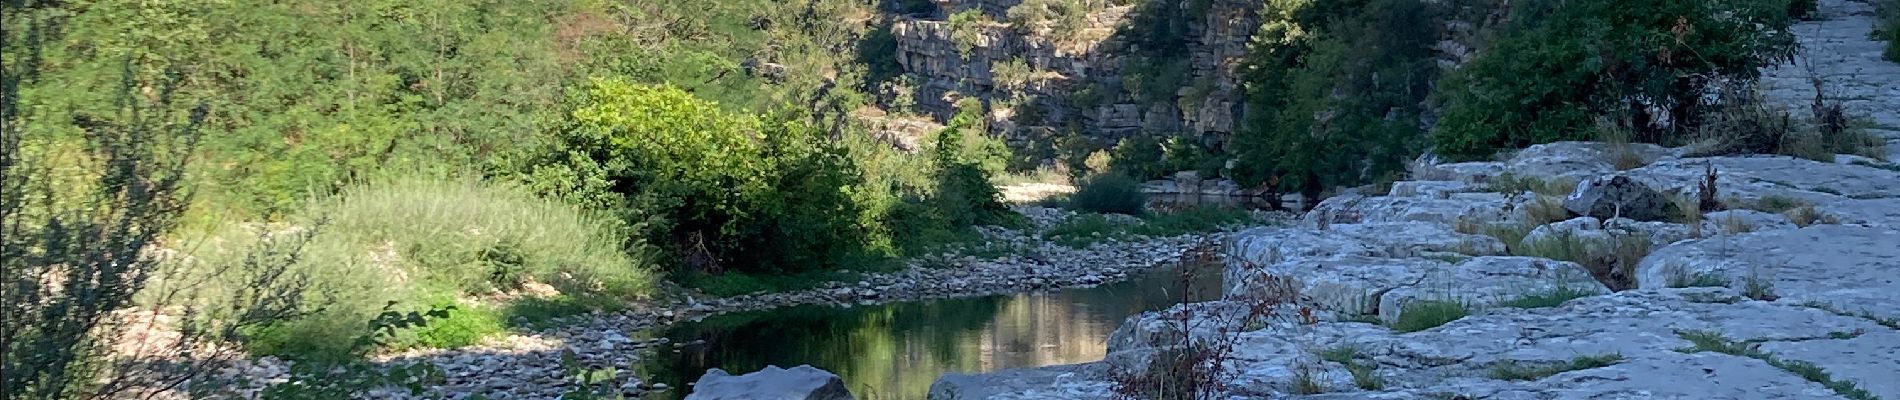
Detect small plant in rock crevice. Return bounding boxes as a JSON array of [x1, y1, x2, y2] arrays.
[[1319, 345, 1385, 390], [1487, 353, 1624, 381], [1786, 206, 1839, 227], [1665, 266, 1731, 289], [1497, 286, 1599, 309], [1674, 330, 1878, 400], [1390, 300, 1471, 333], [1290, 365, 1325, 394]]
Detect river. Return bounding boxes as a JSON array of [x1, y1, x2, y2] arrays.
[[634, 256, 1225, 399]]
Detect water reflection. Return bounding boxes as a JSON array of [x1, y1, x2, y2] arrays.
[[637, 262, 1224, 400]]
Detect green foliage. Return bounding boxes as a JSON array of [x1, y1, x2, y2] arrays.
[[949, 9, 990, 57], [1044, 206, 1253, 248], [527, 80, 866, 275], [1887, 3, 1900, 62], [1138, 206, 1256, 236], [1390, 300, 1470, 333], [393, 304, 504, 350], [214, 176, 648, 359], [1675, 330, 1878, 400], [1045, 214, 1136, 248], [1496, 286, 1599, 309], [1488, 354, 1624, 381], [258, 305, 451, 398], [1069, 173, 1148, 215], [501, 295, 625, 330], [1232, 0, 1438, 194], [1008, 0, 1089, 38], [1109, 136, 1169, 180], [1432, 0, 1799, 159]]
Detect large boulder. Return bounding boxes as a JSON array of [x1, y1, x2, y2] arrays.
[[686, 365, 854, 400], [1563, 175, 1675, 222]]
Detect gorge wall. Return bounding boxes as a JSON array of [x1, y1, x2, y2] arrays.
[[886, 0, 1491, 155], [891, 0, 1262, 151]]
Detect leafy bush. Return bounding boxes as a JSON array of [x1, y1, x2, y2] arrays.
[[1007, 0, 1089, 38], [1887, 3, 1900, 62], [1432, 0, 1800, 160], [1109, 136, 1169, 180], [526, 80, 866, 275], [1069, 173, 1148, 215], [1140, 206, 1255, 236], [1233, 0, 1439, 195], [1045, 214, 1135, 248]]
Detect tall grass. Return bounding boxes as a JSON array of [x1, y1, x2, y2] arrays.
[[196, 176, 655, 359]]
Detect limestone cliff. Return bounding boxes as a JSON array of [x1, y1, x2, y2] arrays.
[[890, 0, 1260, 150]]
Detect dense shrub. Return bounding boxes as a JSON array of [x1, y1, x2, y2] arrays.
[[1885, 1, 1900, 62], [1432, 0, 1800, 160], [527, 80, 865, 275], [1110, 136, 1169, 180], [1231, 0, 1438, 195], [1069, 173, 1148, 215]]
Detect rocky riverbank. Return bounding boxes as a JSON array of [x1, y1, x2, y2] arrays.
[[195, 204, 1281, 399], [933, 2, 1900, 395]]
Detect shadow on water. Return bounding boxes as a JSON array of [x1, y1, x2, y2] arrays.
[[636, 258, 1225, 400]]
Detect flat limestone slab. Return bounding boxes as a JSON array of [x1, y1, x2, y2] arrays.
[[1636, 225, 1900, 321]]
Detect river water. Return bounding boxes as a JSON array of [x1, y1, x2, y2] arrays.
[[635, 258, 1225, 400]]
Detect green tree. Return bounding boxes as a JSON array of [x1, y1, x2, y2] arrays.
[[527, 79, 866, 275], [1231, 0, 1437, 195], [1431, 0, 1799, 159]]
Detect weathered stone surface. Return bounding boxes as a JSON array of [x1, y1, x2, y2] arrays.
[[1506, 141, 1676, 181], [956, 288, 1899, 399], [1759, 0, 1900, 161], [1305, 192, 1513, 227], [1627, 156, 1900, 204], [1814, 197, 1900, 227], [1387, 180, 1473, 198], [927, 363, 1111, 400], [687, 365, 855, 400], [1701, 209, 1796, 233], [1636, 225, 1900, 320], [1563, 175, 1674, 222]]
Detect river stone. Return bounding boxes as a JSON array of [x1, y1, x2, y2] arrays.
[[686, 365, 854, 400], [1635, 225, 1900, 321], [1562, 175, 1674, 222]]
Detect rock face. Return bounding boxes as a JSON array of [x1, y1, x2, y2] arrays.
[[1563, 175, 1673, 222], [686, 365, 855, 400], [886, 0, 1490, 151]]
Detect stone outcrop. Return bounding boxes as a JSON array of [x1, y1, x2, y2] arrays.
[[890, 0, 1258, 145], [1562, 175, 1674, 222], [686, 365, 855, 400]]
